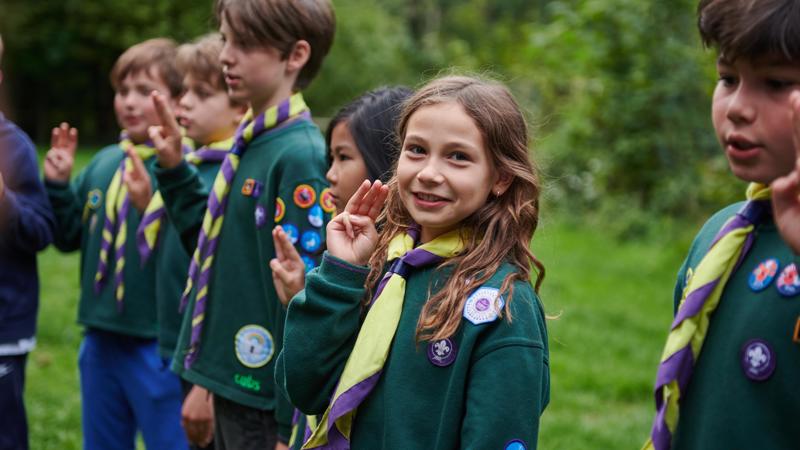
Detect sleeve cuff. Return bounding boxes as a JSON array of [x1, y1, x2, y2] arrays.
[[318, 252, 370, 287], [154, 160, 193, 186]]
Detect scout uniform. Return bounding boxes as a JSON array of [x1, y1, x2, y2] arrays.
[[155, 94, 330, 443], [45, 138, 187, 450], [276, 228, 550, 450], [664, 200, 800, 449]]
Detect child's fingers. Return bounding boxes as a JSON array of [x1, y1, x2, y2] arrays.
[[67, 127, 79, 155], [151, 92, 181, 137], [792, 91, 800, 158], [50, 127, 59, 149], [126, 148, 147, 179], [272, 227, 286, 261], [149, 126, 167, 150], [344, 180, 371, 214], [365, 184, 389, 220], [341, 212, 355, 239]]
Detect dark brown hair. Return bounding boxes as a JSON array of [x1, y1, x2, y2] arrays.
[[365, 75, 546, 342], [215, 0, 335, 90], [110, 38, 183, 98], [698, 0, 800, 61]]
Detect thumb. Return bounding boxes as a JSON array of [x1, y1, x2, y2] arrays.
[[126, 148, 147, 179], [269, 258, 292, 284]]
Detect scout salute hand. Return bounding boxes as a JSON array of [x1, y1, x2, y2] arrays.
[[123, 147, 153, 213], [326, 179, 389, 266], [149, 91, 184, 170], [270, 226, 307, 306], [772, 91, 800, 254], [43, 122, 78, 182]]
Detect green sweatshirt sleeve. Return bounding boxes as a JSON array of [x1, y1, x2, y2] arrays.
[[44, 169, 88, 252], [276, 252, 369, 415], [154, 161, 210, 254]]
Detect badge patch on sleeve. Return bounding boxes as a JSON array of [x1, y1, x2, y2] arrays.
[[504, 440, 527, 450], [282, 224, 299, 244], [234, 325, 274, 368], [301, 255, 317, 273], [275, 198, 286, 223], [308, 204, 324, 228], [301, 230, 322, 253], [320, 188, 336, 213], [87, 189, 103, 209], [254, 204, 267, 228], [293, 184, 316, 208], [463, 287, 504, 325]]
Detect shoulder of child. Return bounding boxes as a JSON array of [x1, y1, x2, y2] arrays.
[[462, 262, 543, 332], [688, 201, 748, 260]]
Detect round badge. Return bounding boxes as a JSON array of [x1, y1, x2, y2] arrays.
[[505, 440, 527, 450], [427, 338, 457, 367], [254, 204, 267, 228], [293, 184, 316, 209], [776, 263, 800, 297], [308, 205, 324, 228], [301, 255, 316, 273], [300, 230, 322, 253], [463, 287, 505, 325], [87, 189, 102, 209], [282, 224, 299, 245], [275, 198, 286, 223], [740, 339, 776, 381], [234, 324, 274, 368], [748, 258, 780, 292], [320, 188, 336, 213]]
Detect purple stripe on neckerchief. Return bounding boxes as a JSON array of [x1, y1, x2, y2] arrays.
[[94, 158, 127, 294], [191, 147, 229, 162], [136, 207, 168, 265]]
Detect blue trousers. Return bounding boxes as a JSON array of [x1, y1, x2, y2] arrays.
[[0, 354, 28, 450], [79, 329, 187, 450]]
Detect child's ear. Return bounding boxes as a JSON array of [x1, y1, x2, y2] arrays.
[[285, 40, 311, 76], [491, 171, 513, 197]]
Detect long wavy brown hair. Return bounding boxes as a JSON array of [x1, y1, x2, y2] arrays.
[[364, 75, 546, 342]]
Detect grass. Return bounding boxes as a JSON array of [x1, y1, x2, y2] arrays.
[[26, 150, 695, 449]]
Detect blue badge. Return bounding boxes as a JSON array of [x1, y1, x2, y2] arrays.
[[741, 339, 775, 381], [301, 255, 316, 273], [748, 258, 780, 292], [251, 180, 263, 198], [776, 263, 800, 297], [301, 230, 322, 253], [87, 189, 102, 209], [505, 440, 527, 450], [463, 287, 504, 325], [308, 204, 324, 228], [283, 224, 299, 245], [234, 324, 274, 368], [427, 338, 457, 367], [254, 204, 267, 228]]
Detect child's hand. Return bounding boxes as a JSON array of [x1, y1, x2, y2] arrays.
[[123, 147, 152, 213], [326, 180, 388, 266], [148, 92, 184, 169], [43, 122, 78, 183], [0, 171, 4, 201], [772, 91, 800, 254], [270, 226, 306, 306], [181, 385, 214, 447], [275, 442, 289, 450]]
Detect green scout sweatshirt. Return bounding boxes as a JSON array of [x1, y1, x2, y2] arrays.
[[45, 145, 158, 338], [154, 160, 221, 359], [277, 252, 550, 450], [671, 202, 800, 449], [155, 119, 329, 440]]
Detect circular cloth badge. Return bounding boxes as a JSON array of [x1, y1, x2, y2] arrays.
[[427, 338, 457, 367], [301, 255, 316, 273], [282, 224, 299, 245], [87, 189, 103, 209], [776, 263, 800, 297], [308, 205, 324, 228], [254, 204, 267, 229], [301, 230, 322, 253], [294, 184, 316, 209], [748, 258, 780, 292], [320, 188, 336, 213], [505, 440, 528, 450], [234, 324, 274, 368], [275, 198, 286, 223], [740, 339, 776, 382]]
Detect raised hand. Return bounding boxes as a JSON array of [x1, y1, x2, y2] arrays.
[[43, 122, 78, 183], [772, 91, 800, 254], [149, 92, 184, 169], [326, 180, 389, 265], [270, 225, 307, 306], [181, 385, 214, 447], [123, 147, 152, 213]]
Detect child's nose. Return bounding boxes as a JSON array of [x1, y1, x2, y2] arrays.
[[416, 161, 443, 184], [726, 88, 757, 124]]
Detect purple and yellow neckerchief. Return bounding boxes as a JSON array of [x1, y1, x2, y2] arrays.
[[644, 183, 771, 450], [182, 93, 310, 369], [302, 226, 466, 450], [93, 131, 156, 311], [135, 137, 234, 265]]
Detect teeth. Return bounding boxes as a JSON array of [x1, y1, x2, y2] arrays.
[[417, 193, 443, 201]]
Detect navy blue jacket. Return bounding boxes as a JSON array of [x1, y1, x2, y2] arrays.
[[0, 113, 55, 345]]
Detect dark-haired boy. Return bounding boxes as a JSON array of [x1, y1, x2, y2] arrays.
[[44, 38, 188, 450], [645, 1, 800, 449], [150, 1, 335, 448]]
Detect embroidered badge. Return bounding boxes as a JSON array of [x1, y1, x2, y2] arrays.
[[293, 184, 316, 209], [301, 255, 317, 273], [740, 339, 775, 381], [234, 324, 274, 368], [505, 440, 528, 450], [87, 189, 103, 210], [242, 178, 256, 196], [464, 287, 504, 325], [254, 204, 267, 228], [233, 373, 261, 392], [427, 338, 457, 367], [777, 263, 800, 297], [282, 224, 299, 245], [301, 230, 322, 253], [320, 188, 336, 213], [308, 204, 324, 228], [251, 180, 263, 198], [749, 258, 780, 292], [275, 198, 286, 223]]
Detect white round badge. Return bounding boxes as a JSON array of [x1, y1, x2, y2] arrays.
[[463, 287, 504, 325], [234, 325, 274, 368]]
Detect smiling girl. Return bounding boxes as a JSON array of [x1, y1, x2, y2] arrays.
[[276, 76, 550, 450]]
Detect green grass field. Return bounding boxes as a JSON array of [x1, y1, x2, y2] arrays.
[[26, 150, 694, 449]]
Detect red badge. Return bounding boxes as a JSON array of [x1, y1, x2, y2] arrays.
[[242, 179, 256, 196], [320, 188, 336, 213], [275, 198, 286, 223], [293, 184, 316, 209]]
